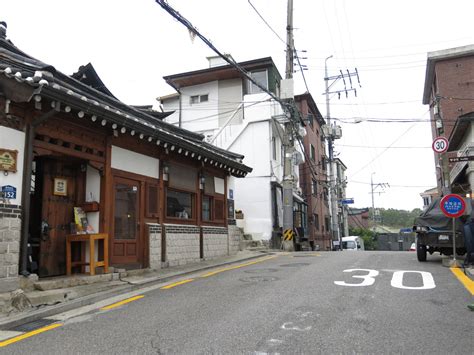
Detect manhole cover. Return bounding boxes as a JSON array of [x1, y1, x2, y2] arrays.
[[9, 318, 58, 332], [244, 268, 278, 274], [279, 263, 310, 267], [239, 276, 279, 283]]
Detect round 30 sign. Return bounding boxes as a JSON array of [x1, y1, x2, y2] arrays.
[[432, 136, 449, 154], [440, 194, 466, 218]]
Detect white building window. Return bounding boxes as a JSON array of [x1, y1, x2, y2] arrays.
[[190, 94, 209, 104], [247, 70, 268, 94]]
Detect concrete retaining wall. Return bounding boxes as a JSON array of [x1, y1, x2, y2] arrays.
[[164, 224, 200, 267], [202, 227, 228, 259], [147, 223, 162, 270], [0, 203, 21, 292]]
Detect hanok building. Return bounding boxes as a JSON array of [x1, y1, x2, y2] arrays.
[[0, 23, 251, 293]]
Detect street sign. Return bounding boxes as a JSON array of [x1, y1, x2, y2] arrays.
[[440, 194, 466, 218], [341, 198, 354, 205], [448, 156, 474, 163], [432, 137, 449, 154]]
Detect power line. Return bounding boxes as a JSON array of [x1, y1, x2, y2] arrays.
[[338, 144, 430, 149], [247, 0, 286, 44]]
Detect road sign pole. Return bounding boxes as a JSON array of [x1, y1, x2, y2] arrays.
[[452, 217, 456, 262]]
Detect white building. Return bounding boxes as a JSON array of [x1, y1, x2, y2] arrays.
[[159, 56, 303, 242]]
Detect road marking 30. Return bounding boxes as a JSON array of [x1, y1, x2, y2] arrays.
[[100, 295, 144, 310], [450, 267, 474, 295], [334, 269, 436, 290], [0, 323, 63, 348]]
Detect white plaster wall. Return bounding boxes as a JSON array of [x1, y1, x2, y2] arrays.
[[229, 120, 271, 178], [234, 176, 272, 240], [111, 146, 159, 179], [160, 97, 180, 125], [0, 126, 25, 204], [178, 81, 219, 132]]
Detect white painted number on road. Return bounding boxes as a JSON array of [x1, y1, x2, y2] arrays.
[[334, 269, 436, 290], [334, 269, 379, 287], [391, 270, 436, 290]]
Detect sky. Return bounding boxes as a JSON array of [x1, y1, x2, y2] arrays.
[[3, 0, 474, 211]]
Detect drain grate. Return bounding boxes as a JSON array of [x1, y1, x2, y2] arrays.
[[279, 263, 310, 267], [244, 268, 278, 274], [239, 276, 279, 283], [9, 318, 58, 332]]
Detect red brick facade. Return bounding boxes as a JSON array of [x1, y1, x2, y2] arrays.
[[295, 93, 332, 250]]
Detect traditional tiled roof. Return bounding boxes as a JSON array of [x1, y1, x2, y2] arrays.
[[0, 25, 252, 176]]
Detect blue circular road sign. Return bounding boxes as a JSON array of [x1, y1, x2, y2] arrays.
[[440, 194, 466, 218]]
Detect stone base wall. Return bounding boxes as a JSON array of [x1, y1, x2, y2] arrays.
[[0, 203, 21, 292], [228, 225, 242, 255], [202, 227, 228, 259], [164, 224, 200, 267], [147, 223, 162, 270]]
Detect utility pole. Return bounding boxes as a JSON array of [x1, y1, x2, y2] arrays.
[[370, 173, 389, 236], [281, 0, 295, 251], [324, 61, 361, 250]]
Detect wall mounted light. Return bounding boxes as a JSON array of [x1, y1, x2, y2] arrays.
[[199, 173, 205, 190]]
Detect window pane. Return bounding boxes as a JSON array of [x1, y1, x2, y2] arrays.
[[248, 70, 267, 94], [114, 183, 138, 240], [200, 94, 209, 102], [166, 189, 193, 219], [202, 196, 211, 221], [190, 95, 199, 104], [169, 164, 197, 191]]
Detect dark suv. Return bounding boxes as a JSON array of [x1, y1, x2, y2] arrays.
[[413, 197, 471, 262]]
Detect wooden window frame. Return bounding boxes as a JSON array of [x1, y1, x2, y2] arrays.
[[165, 187, 197, 223], [145, 182, 159, 218]]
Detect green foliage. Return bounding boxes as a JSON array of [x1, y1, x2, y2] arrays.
[[371, 207, 422, 229], [348, 227, 377, 250]]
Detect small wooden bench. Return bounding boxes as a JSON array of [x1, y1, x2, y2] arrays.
[[66, 233, 109, 276]]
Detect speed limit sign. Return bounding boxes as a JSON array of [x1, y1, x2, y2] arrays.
[[432, 137, 449, 153]]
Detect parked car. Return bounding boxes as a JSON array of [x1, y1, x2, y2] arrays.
[[342, 236, 365, 251], [413, 197, 472, 262]]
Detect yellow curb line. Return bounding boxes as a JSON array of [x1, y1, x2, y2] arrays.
[[160, 279, 194, 290], [0, 323, 63, 348], [450, 267, 474, 296], [100, 295, 145, 310], [200, 255, 277, 278]]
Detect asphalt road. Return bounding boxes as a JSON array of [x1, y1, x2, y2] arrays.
[[2, 251, 473, 354]]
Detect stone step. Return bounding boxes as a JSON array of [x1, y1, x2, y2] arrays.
[[33, 273, 115, 291]]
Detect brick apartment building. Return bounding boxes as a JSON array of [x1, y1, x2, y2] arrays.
[[347, 208, 370, 230], [295, 93, 332, 250], [422, 45, 474, 194]]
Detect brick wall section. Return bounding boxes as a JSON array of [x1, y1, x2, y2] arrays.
[[164, 224, 200, 267], [147, 223, 162, 270], [228, 225, 242, 255], [0, 203, 21, 292], [202, 226, 228, 259]]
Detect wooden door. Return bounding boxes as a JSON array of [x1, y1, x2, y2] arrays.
[[39, 159, 84, 277], [111, 177, 141, 266]]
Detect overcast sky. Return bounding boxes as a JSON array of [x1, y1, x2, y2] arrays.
[[3, 0, 474, 211]]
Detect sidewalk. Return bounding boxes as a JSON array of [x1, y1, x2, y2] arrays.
[[0, 249, 273, 330]]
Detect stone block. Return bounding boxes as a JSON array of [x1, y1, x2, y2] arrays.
[[8, 265, 19, 277], [8, 242, 20, 253], [0, 277, 20, 293]]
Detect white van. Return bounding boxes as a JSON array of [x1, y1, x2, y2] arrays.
[[342, 236, 365, 251]]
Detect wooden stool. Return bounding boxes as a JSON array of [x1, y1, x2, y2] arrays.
[[66, 233, 109, 276]]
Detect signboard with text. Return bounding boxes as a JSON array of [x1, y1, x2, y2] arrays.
[[440, 194, 466, 218]]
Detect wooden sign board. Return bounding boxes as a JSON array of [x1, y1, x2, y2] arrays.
[[0, 148, 18, 173]]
